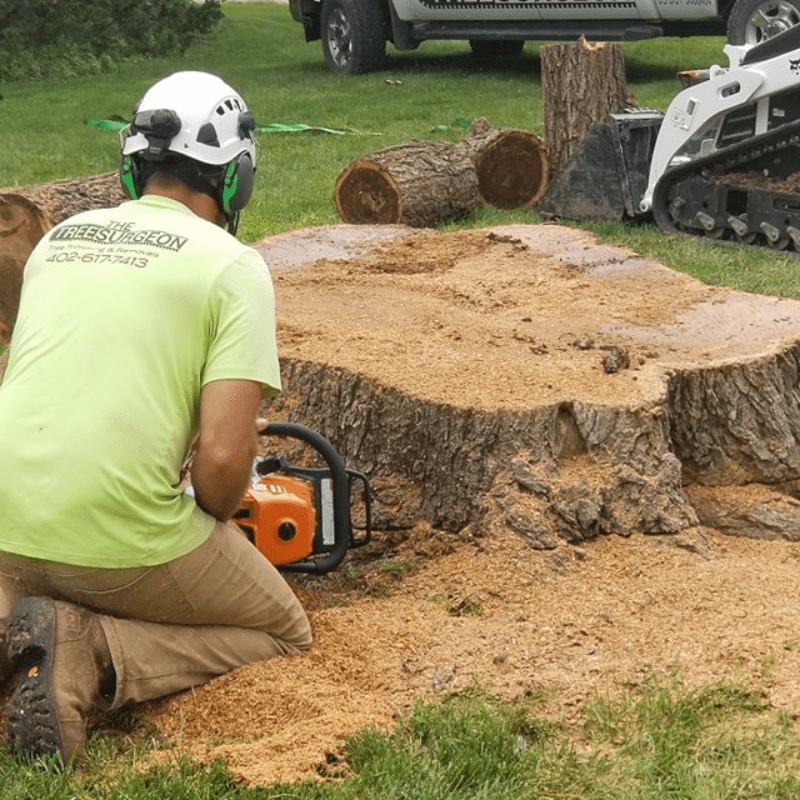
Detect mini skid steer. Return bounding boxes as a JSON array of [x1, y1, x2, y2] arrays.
[[540, 25, 800, 252]]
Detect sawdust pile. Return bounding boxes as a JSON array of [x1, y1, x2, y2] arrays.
[[140, 528, 800, 786], [132, 224, 800, 786]]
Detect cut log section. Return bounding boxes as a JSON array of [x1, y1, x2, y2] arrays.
[[0, 194, 49, 342], [0, 172, 127, 346], [463, 119, 548, 209], [537, 37, 647, 221], [334, 141, 481, 227], [539, 37, 635, 181]]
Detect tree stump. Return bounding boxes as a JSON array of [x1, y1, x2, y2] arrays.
[[256, 223, 800, 549], [462, 119, 548, 209], [539, 37, 635, 181], [334, 141, 481, 228]]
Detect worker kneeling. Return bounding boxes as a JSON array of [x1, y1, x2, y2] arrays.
[[0, 71, 311, 765]]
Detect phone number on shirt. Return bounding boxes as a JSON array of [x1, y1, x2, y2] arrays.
[[46, 251, 149, 269]]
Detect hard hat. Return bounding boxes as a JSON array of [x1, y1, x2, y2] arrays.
[[120, 71, 257, 231]]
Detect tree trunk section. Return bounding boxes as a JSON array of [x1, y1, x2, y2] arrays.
[[0, 172, 126, 344], [334, 141, 481, 228], [462, 119, 548, 209], [540, 37, 634, 180], [6, 171, 126, 227], [0, 194, 49, 343]]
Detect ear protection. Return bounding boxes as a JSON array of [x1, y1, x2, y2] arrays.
[[119, 150, 255, 233], [220, 151, 255, 215], [119, 154, 142, 201]]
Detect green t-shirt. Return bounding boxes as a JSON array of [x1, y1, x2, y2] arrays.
[[0, 195, 281, 567]]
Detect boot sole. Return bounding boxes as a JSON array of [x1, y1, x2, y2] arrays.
[[6, 597, 65, 761]]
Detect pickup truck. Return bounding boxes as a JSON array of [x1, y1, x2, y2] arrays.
[[289, 0, 800, 72]]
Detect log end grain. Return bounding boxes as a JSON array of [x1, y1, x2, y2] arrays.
[[473, 131, 548, 209], [334, 161, 402, 225]]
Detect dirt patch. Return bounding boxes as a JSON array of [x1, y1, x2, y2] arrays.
[[136, 223, 800, 786]]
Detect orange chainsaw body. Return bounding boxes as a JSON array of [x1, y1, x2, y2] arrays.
[[236, 474, 317, 566]]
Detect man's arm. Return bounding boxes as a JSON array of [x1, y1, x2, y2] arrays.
[[190, 379, 263, 522]]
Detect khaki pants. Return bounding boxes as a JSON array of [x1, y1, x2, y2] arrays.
[[0, 522, 312, 709]]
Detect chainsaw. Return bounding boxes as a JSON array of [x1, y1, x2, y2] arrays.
[[232, 421, 372, 574]]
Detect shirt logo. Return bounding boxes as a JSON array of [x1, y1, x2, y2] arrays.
[[50, 221, 188, 252]]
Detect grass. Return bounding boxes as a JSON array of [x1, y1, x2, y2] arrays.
[[3, 3, 800, 794], [4, 3, 800, 297], [2, 675, 799, 798]]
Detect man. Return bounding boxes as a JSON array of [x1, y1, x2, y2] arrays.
[[0, 71, 311, 765]]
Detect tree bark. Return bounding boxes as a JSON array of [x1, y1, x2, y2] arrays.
[[0, 172, 127, 343], [6, 171, 126, 227], [540, 37, 635, 180], [462, 119, 548, 209], [334, 141, 481, 228], [267, 358, 698, 550]]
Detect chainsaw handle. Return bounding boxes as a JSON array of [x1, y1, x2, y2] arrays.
[[260, 421, 351, 574]]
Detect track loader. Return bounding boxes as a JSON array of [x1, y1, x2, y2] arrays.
[[541, 25, 800, 252]]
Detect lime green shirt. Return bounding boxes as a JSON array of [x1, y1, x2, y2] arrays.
[[0, 195, 281, 567]]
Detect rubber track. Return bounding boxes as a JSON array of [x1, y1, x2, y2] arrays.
[[651, 118, 800, 254]]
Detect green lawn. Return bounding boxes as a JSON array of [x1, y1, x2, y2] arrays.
[[2, 5, 800, 795], [4, 3, 799, 297]]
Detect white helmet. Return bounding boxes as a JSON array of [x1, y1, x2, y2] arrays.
[[120, 71, 257, 232]]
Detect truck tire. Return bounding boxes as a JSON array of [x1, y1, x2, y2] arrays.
[[321, 0, 387, 74], [469, 40, 525, 58], [727, 0, 800, 43]]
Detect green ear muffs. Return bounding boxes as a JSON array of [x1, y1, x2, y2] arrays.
[[119, 151, 255, 236], [119, 155, 142, 200], [220, 152, 255, 215]]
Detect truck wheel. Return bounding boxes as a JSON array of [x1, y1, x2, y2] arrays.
[[469, 40, 526, 58], [321, 0, 387, 74], [727, 0, 800, 44]]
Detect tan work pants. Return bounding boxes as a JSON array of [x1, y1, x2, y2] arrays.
[[0, 522, 312, 708]]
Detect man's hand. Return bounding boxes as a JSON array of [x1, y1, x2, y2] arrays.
[[190, 379, 263, 522]]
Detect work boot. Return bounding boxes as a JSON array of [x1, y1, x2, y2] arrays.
[[5, 597, 114, 765]]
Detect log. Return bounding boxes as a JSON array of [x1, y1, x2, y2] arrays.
[[462, 119, 548, 209], [0, 172, 127, 346], [537, 37, 647, 222], [0, 194, 49, 343], [539, 37, 635, 180], [334, 141, 481, 228], [6, 171, 126, 228]]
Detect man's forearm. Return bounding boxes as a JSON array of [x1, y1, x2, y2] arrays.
[[192, 379, 264, 522], [190, 432, 257, 521]]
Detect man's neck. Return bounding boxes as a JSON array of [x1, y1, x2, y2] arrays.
[[143, 185, 227, 229]]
